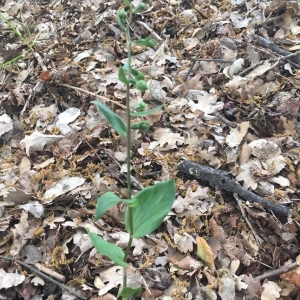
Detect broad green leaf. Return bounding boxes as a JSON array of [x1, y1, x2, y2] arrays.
[[118, 66, 128, 84], [123, 197, 140, 208], [95, 192, 123, 221], [92, 101, 127, 136], [124, 0, 131, 5], [117, 286, 142, 299], [125, 180, 176, 238], [131, 105, 162, 116], [87, 229, 128, 267], [135, 36, 157, 47]]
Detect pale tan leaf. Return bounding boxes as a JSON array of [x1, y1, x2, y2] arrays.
[[196, 236, 215, 272]]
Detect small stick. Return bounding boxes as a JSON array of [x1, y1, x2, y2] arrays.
[[215, 112, 237, 128], [178, 161, 291, 218], [193, 58, 234, 63], [104, 149, 144, 190], [59, 83, 126, 109], [0, 255, 87, 300], [234, 193, 263, 244], [183, 52, 199, 82], [239, 61, 264, 77], [255, 262, 299, 281], [21, 51, 47, 116], [34, 263, 65, 282], [135, 20, 163, 42], [33, 52, 47, 71]]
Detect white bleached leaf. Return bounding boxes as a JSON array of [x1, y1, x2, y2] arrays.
[[20, 131, 63, 156], [149, 79, 167, 102], [188, 93, 224, 119], [245, 60, 279, 80], [0, 269, 25, 289], [223, 58, 244, 78], [261, 281, 281, 300], [57, 107, 81, 125], [0, 114, 13, 137], [43, 176, 85, 199], [248, 139, 281, 160], [19, 201, 44, 218], [226, 121, 249, 148]]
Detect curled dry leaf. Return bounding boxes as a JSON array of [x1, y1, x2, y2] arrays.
[[280, 266, 300, 287]]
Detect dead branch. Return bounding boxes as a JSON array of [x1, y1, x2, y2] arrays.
[[255, 261, 299, 281], [178, 160, 291, 218], [135, 20, 163, 42], [0, 255, 87, 300], [59, 83, 127, 109], [256, 36, 300, 65]]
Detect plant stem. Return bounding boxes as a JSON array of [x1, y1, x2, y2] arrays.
[[123, 6, 134, 288]]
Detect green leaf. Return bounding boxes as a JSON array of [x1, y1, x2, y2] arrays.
[[124, 0, 131, 5], [92, 101, 127, 136], [87, 229, 128, 267], [135, 36, 157, 47], [118, 66, 128, 84], [123, 197, 140, 208], [131, 105, 162, 116], [95, 192, 123, 221], [125, 180, 176, 238], [117, 286, 142, 299]]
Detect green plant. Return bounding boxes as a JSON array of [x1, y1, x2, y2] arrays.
[[0, 11, 36, 68], [87, 1, 176, 299]]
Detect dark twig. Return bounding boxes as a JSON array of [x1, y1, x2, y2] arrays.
[[256, 36, 300, 65], [193, 58, 234, 63], [234, 193, 263, 244], [215, 112, 237, 128], [0, 255, 87, 300], [239, 61, 264, 77], [184, 52, 200, 82], [255, 262, 299, 281], [178, 161, 291, 218]]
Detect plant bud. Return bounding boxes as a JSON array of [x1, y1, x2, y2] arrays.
[[135, 80, 148, 91], [135, 37, 157, 47], [117, 8, 127, 29], [118, 8, 127, 19], [134, 101, 147, 112], [131, 69, 145, 80], [133, 2, 147, 13], [131, 121, 151, 132]]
